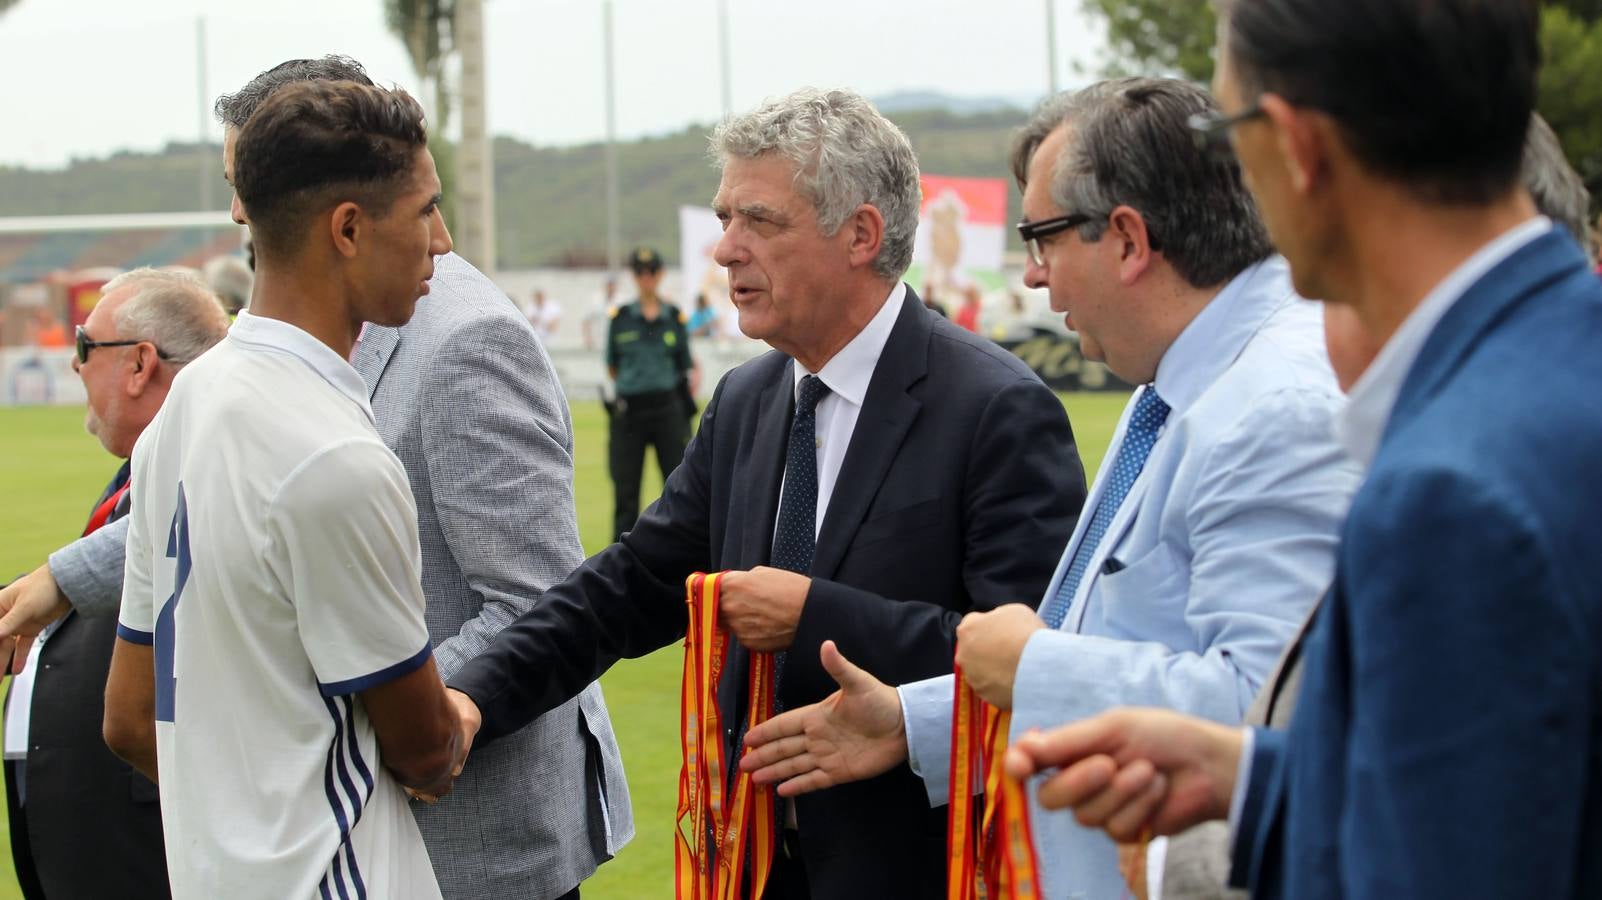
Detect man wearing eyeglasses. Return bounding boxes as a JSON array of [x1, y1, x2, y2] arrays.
[[739, 77, 1360, 898], [1, 268, 228, 900], [1003, 1, 1602, 897]]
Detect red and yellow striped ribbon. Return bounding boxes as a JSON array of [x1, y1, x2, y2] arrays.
[[677, 572, 779, 900], [947, 659, 1043, 900]]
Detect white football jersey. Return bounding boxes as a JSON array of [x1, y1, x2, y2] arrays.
[[120, 311, 443, 900]]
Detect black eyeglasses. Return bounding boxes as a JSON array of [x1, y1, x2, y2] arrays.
[[1187, 104, 1266, 160], [1017, 213, 1095, 267], [75, 325, 171, 366]]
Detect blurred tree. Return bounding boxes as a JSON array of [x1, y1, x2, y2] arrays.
[[385, 0, 456, 132], [1081, 0, 1216, 82], [1537, 6, 1602, 209], [384, 0, 458, 225], [1080, 0, 1602, 211], [1550, 0, 1602, 21]]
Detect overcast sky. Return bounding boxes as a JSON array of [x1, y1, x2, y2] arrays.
[[0, 0, 1109, 170]]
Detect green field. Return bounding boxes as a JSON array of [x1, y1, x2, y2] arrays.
[[0, 392, 1124, 898]]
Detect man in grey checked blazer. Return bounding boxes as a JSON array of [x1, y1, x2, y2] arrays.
[[351, 249, 633, 899]]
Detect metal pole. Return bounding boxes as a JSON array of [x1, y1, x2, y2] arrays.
[[718, 0, 733, 118], [1044, 0, 1059, 96], [196, 16, 212, 210], [603, 0, 621, 279], [456, 0, 496, 272]]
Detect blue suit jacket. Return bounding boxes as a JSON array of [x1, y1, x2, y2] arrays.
[[1233, 229, 1602, 898]]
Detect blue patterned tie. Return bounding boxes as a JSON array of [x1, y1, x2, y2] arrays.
[[767, 374, 830, 723], [771, 374, 831, 573], [1040, 386, 1171, 630]]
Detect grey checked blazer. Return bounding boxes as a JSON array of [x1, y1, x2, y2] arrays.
[[1159, 605, 1313, 900], [353, 252, 632, 899]]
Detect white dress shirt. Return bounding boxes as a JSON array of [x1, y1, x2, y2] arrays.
[[777, 282, 906, 537]]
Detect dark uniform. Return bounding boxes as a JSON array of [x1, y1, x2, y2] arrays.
[[606, 296, 694, 540]]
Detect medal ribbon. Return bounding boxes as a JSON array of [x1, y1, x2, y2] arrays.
[[947, 659, 1043, 900], [677, 572, 779, 900]]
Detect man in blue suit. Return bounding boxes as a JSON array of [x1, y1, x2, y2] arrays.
[[1003, 1, 1602, 898]]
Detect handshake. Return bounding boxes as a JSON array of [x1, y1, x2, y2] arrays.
[[401, 688, 484, 804]]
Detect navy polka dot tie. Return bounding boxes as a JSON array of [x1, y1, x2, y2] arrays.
[[766, 374, 830, 723], [771, 374, 831, 573], [1039, 386, 1171, 630]]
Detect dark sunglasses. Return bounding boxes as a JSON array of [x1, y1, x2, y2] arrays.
[[75, 325, 171, 366]]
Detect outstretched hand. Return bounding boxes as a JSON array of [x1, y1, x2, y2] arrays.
[[0, 564, 73, 675], [1003, 707, 1244, 842], [739, 640, 908, 797]]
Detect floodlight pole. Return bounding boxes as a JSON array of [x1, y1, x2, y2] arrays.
[[456, 0, 497, 272], [718, 0, 733, 118], [197, 16, 212, 211], [603, 0, 621, 279], [1045, 0, 1060, 95]]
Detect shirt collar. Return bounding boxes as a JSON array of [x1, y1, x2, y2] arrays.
[[228, 310, 376, 425], [1335, 216, 1551, 466], [792, 282, 906, 407], [1154, 257, 1298, 414]]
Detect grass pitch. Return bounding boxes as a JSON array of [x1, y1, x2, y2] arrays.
[[0, 392, 1123, 898]]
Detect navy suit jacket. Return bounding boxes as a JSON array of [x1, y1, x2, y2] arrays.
[[452, 288, 1087, 898], [1232, 229, 1602, 898]]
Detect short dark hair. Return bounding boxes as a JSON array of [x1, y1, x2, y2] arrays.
[[214, 55, 376, 129], [1011, 78, 1272, 289], [232, 80, 428, 257], [1220, 0, 1540, 206]]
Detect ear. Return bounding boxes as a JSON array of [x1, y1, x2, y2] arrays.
[[329, 201, 364, 259], [1104, 205, 1155, 285], [1261, 93, 1327, 197], [126, 343, 161, 398], [843, 203, 886, 271]]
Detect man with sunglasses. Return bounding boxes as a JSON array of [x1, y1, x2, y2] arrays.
[[739, 77, 1359, 898], [2, 268, 228, 900]]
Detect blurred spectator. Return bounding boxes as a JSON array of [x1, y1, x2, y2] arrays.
[[920, 282, 950, 317], [954, 284, 983, 333], [201, 255, 253, 318], [990, 291, 1037, 341], [582, 277, 621, 350], [527, 288, 562, 344], [27, 308, 70, 348], [687, 292, 718, 337]]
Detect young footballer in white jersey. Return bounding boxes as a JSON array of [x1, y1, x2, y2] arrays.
[[105, 80, 467, 900]]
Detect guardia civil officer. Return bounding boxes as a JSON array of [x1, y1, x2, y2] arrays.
[[606, 246, 699, 540]]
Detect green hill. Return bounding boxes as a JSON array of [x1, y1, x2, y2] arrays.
[[0, 107, 1031, 268]]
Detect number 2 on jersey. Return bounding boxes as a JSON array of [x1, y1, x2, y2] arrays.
[[154, 484, 190, 723]]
